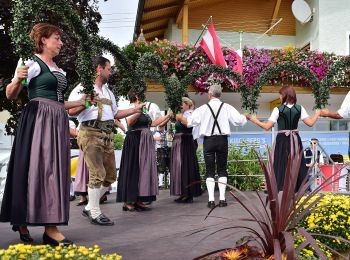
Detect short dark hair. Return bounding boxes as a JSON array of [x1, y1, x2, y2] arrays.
[[279, 85, 297, 104], [127, 88, 138, 103], [30, 23, 63, 53], [93, 56, 110, 69]]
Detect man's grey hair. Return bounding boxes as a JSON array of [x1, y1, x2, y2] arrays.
[[208, 84, 222, 98]]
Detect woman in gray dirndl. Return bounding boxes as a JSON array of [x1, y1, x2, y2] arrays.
[[0, 23, 91, 246], [171, 97, 201, 203], [117, 89, 169, 211]]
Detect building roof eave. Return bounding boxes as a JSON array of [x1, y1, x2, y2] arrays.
[[133, 0, 145, 42]]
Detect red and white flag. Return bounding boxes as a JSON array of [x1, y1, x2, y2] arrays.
[[230, 49, 243, 75], [200, 22, 226, 67]]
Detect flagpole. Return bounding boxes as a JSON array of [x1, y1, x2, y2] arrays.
[[239, 31, 243, 50], [194, 16, 212, 46]]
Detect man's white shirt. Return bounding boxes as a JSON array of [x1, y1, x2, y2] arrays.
[[187, 98, 247, 137], [337, 91, 350, 118], [68, 84, 118, 122]]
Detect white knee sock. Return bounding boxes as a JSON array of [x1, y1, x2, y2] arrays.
[[206, 178, 215, 202], [87, 187, 101, 219], [218, 177, 227, 201], [100, 185, 109, 197], [159, 173, 164, 186]]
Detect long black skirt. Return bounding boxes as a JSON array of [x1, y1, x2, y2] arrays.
[[116, 130, 156, 203], [273, 133, 308, 191]]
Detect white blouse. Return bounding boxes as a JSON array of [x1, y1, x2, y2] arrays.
[[12, 54, 66, 85]]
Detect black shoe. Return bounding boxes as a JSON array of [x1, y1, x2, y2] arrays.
[[69, 195, 76, 201], [207, 201, 215, 209], [218, 200, 228, 207], [12, 226, 34, 243], [76, 199, 88, 206], [174, 196, 184, 203], [82, 209, 91, 218], [177, 196, 193, 203], [122, 205, 135, 212], [99, 195, 107, 204], [42, 232, 73, 247], [90, 214, 114, 226], [134, 203, 152, 211]]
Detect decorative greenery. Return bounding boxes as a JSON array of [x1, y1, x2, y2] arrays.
[[10, 0, 35, 61], [10, 0, 95, 94], [250, 62, 321, 111], [123, 41, 350, 112], [320, 56, 350, 107], [0, 244, 122, 259], [130, 52, 188, 112]]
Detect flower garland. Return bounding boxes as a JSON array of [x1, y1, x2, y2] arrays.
[[320, 56, 350, 107], [251, 62, 321, 111], [135, 52, 187, 112], [92, 36, 146, 99], [11, 0, 95, 94]]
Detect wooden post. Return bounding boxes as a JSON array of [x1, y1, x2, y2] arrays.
[[182, 2, 188, 44]]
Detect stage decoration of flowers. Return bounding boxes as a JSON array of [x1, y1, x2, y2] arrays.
[[0, 244, 122, 259], [122, 40, 350, 112]]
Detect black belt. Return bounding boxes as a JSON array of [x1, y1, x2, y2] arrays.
[[81, 120, 114, 133]]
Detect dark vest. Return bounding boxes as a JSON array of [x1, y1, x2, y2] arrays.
[[127, 113, 151, 131], [28, 56, 67, 103], [175, 120, 192, 134], [277, 104, 301, 131]]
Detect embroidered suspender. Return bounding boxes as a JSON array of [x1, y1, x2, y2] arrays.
[[207, 102, 224, 135]]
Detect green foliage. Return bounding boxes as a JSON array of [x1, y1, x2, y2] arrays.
[[113, 133, 124, 150], [227, 144, 265, 191], [0, 0, 103, 135], [320, 56, 350, 108], [251, 62, 321, 111], [196, 143, 265, 191]]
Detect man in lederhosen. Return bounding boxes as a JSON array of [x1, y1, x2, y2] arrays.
[[177, 84, 247, 208], [68, 57, 143, 225]]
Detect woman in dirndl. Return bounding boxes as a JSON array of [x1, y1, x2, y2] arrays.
[[0, 23, 91, 246], [246, 85, 320, 191], [117, 89, 169, 211], [171, 97, 202, 203]]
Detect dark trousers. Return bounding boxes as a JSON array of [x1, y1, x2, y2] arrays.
[[203, 135, 228, 178]]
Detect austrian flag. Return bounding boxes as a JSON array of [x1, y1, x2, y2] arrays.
[[200, 22, 227, 67]]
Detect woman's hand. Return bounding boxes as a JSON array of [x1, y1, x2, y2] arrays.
[[15, 66, 29, 82], [245, 114, 253, 120], [134, 103, 144, 113], [175, 114, 183, 121]]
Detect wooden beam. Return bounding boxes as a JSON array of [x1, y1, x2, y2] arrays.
[[143, 2, 179, 13], [182, 1, 189, 44], [268, 0, 282, 36], [142, 15, 170, 25], [175, 0, 186, 26], [143, 25, 168, 34]]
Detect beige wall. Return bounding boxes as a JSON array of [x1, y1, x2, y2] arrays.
[[0, 111, 10, 124]]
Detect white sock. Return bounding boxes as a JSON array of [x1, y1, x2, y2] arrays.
[[88, 187, 101, 219], [206, 178, 215, 202], [218, 177, 227, 201], [159, 173, 164, 186], [100, 185, 109, 197]]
